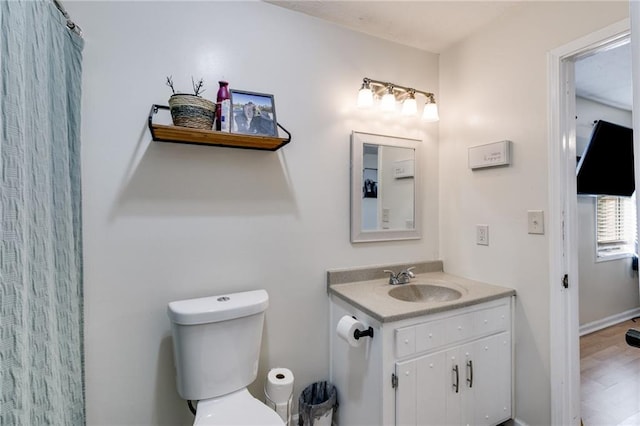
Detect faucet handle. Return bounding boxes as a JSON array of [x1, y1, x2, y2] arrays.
[[396, 267, 415, 284], [383, 270, 399, 285], [401, 267, 416, 278]]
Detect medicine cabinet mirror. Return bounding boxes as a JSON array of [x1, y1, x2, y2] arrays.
[[351, 131, 422, 242]]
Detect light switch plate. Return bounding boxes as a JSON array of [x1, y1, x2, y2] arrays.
[[528, 210, 544, 234], [477, 225, 489, 245]]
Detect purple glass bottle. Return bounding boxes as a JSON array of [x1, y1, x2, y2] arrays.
[[215, 81, 230, 131]]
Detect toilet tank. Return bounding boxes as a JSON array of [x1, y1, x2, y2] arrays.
[[167, 290, 269, 401]]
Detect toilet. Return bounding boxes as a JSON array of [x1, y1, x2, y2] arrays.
[[167, 289, 285, 426]]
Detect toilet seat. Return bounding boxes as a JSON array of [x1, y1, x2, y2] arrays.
[[194, 388, 285, 425]]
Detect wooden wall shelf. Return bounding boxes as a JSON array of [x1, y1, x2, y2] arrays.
[[148, 105, 291, 151]]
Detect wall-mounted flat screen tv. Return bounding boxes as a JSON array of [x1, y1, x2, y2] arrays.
[[577, 120, 634, 197]]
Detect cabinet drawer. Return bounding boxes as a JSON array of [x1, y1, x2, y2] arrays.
[[415, 319, 445, 353], [473, 304, 509, 336], [395, 326, 416, 358], [444, 311, 474, 344]]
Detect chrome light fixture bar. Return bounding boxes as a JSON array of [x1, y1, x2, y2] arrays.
[[357, 77, 439, 122]]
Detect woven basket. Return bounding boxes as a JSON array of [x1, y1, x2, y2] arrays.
[[168, 94, 216, 130]]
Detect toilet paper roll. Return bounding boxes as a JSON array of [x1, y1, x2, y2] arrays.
[[265, 368, 294, 404], [337, 315, 364, 348]]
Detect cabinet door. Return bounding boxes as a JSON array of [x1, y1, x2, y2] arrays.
[[446, 333, 511, 426], [468, 332, 511, 425], [395, 350, 448, 426]]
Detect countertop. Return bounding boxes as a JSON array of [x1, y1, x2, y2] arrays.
[[328, 271, 516, 323]]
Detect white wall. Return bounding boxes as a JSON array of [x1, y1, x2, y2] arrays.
[[438, 2, 628, 425], [575, 97, 639, 326], [67, 1, 439, 425]]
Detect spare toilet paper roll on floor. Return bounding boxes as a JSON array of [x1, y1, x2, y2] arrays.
[[265, 368, 294, 423], [336, 315, 365, 347], [266, 368, 294, 403]]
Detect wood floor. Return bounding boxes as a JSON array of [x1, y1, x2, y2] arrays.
[[581, 319, 640, 426]]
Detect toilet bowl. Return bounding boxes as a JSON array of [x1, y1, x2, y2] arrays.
[[194, 389, 284, 425]]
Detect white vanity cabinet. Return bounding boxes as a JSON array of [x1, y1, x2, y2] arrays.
[[329, 295, 513, 426]]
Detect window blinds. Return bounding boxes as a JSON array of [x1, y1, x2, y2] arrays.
[[596, 195, 637, 257]]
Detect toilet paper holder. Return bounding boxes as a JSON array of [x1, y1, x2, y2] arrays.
[[352, 316, 374, 340]]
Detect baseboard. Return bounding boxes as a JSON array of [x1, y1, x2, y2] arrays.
[[579, 307, 640, 336], [512, 418, 529, 426]]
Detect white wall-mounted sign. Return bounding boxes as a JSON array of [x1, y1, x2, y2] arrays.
[[393, 159, 415, 178], [468, 140, 512, 170]]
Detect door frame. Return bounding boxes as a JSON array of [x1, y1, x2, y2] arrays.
[[548, 19, 630, 426]]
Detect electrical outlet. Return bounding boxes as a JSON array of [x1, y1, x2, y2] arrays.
[[477, 225, 489, 246]]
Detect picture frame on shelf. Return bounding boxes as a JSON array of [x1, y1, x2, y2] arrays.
[[230, 89, 278, 137]]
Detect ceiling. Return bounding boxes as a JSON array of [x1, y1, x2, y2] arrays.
[[267, 0, 632, 112], [575, 41, 632, 111], [267, 1, 521, 53]]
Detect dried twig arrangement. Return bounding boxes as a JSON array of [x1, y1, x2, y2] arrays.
[[192, 77, 205, 96], [166, 76, 206, 96]]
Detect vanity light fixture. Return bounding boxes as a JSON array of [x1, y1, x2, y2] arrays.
[[357, 77, 439, 122]]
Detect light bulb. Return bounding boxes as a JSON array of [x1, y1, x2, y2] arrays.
[[380, 88, 396, 112], [357, 86, 373, 108], [422, 102, 439, 122], [401, 94, 418, 116]]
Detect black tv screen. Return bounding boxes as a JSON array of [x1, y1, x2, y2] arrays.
[[577, 120, 635, 197]]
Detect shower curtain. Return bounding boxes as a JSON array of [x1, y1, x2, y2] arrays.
[[0, 1, 85, 424]]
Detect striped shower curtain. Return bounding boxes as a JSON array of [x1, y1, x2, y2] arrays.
[[0, 1, 85, 424]]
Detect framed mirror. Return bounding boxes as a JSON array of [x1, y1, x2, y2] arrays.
[[351, 131, 422, 242]]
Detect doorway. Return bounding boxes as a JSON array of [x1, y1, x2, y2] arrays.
[[549, 19, 634, 426], [575, 38, 640, 425], [575, 39, 637, 340]]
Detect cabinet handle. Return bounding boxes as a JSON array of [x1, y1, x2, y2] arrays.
[[466, 359, 474, 388], [452, 364, 459, 393]]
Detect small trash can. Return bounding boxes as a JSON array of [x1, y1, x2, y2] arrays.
[[298, 381, 338, 426]]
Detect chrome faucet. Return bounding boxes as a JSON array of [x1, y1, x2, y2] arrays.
[[383, 267, 415, 285]]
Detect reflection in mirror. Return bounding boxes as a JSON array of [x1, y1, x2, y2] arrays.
[[351, 132, 421, 242]]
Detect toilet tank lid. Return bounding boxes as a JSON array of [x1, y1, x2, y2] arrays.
[[167, 289, 269, 325]]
